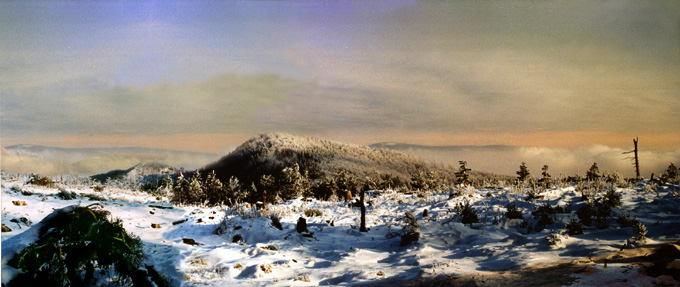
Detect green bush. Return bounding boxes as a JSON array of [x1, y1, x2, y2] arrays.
[[504, 201, 524, 219], [455, 200, 479, 225], [8, 206, 145, 287], [566, 217, 584, 235]]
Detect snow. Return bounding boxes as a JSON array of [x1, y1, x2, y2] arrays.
[[2, 174, 679, 286]]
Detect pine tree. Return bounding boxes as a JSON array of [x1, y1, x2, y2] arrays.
[[188, 171, 205, 205], [227, 176, 245, 205], [586, 162, 600, 181], [516, 162, 531, 183], [171, 173, 193, 205], [279, 163, 308, 201], [455, 161, 472, 186], [259, 174, 276, 204], [205, 170, 225, 206], [541, 164, 551, 188], [661, 163, 679, 184]]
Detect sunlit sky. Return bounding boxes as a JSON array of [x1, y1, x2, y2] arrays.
[[2, 0, 679, 155]]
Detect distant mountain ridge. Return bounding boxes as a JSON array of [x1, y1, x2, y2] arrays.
[[369, 142, 516, 152]]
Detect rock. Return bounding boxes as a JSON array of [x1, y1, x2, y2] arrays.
[[296, 217, 308, 233], [1, 224, 11, 232], [423, 209, 429, 217], [151, 223, 161, 228], [182, 238, 203, 246], [12, 200, 27, 206], [172, 218, 188, 225]]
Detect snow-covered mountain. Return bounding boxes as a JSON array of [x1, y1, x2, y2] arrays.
[[199, 133, 506, 189]]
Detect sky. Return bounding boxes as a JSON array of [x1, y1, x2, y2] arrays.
[[1, 0, 679, 176]]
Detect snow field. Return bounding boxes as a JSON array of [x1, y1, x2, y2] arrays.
[[2, 175, 680, 286]]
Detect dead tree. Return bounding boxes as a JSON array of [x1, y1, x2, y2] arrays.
[[359, 188, 368, 232], [623, 137, 641, 179]]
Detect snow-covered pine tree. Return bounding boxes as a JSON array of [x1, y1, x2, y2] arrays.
[[205, 170, 225, 206], [227, 176, 245, 205], [455, 161, 472, 186], [188, 171, 205, 205], [171, 173, 193, 205], [279, 163, 308, 201]]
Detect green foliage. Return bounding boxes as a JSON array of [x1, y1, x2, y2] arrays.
[[586, 162, 600, 181], [516, 162, 530, 184], [566, 217, 584, 235], [311, 176, 338, 200], [171, 173, 194, 205], [205, 170, 226, 206], [400, 212, 420, 246], [660, 162, 679, 184], [540, 165, 551, 187], [336, 170, 358, 199], [602, 186, 621, 208], [455, 200, 479, 225], [8, 206, 144, 286], [56, 189, 77, 200], [278, 163, 310, 201], [455, 161, 472, 186], [631, 222, 648, 243], [576, 203, 595, 226], [504, 201, 524, 219], [616, 213, 639, 228]]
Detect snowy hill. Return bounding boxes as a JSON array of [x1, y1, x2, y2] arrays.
[[90, 162, 177, 185], [200, 133, 505, 190]]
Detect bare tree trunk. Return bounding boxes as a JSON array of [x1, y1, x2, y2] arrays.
[[359, 188, 367, 232], [633, 138, 640, 179], [623, 137, 641, 180]]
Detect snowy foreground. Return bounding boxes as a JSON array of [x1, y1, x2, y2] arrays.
[[2, 176, 680, 286]]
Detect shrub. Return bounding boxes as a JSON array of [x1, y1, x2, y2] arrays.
[[8, 206, 145, 286], [311, 176, 337, 200], [505, 201, 523, 219], [26, 175, 55, 187], [586, 162, 600, 181], [602, 186, 621, 208], [631, 222, 647, 243], [400, 212, 420, 246], [455, 161, 472, 186], [576, 203, 594, 226], [566, 217, 584, 235], [56, 189, 78, 200], [546, 230, 565, 246], [270, 215, 283, 230], [455, 200, 479, 225], [660, 163, 679, 184], [616, 213, 639, 228], [304, 208, 323, 217]]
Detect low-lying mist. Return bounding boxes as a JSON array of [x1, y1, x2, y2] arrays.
[[1, 148, 221, 176], [390, 145, 680, 179]]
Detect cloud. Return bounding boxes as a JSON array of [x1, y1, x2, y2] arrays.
[[404, 145, 680, 178], [1, 1, 679, 149], [1, 73, 294, 138]]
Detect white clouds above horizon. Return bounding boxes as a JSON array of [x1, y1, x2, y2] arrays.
[[1, 0, 679, 149]]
